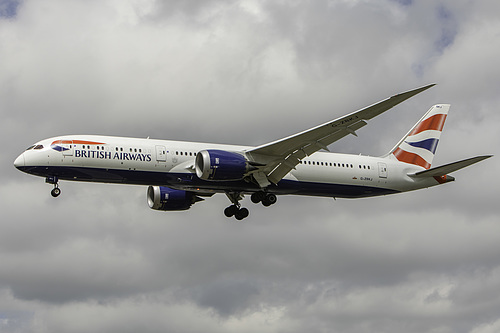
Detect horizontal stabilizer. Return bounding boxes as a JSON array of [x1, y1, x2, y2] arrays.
[[409, 155, 492, 178]]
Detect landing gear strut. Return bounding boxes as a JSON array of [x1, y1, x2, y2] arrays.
[[46, 176, 61, 198], [224, 191, 249, 220]]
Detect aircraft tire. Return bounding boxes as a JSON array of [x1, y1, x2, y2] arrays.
[[51, 188, 61, 197], [262, 193, 277, 207], [251, 191, 265, 204], [224, 205, 238, 217], [235, 207, 249, 220]]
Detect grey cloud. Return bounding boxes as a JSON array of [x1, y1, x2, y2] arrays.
[[1, 0, 499, 332], [193, 277, 260, 317]]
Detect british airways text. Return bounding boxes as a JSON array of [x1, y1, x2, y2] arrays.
[[74, 150, 152, 162]]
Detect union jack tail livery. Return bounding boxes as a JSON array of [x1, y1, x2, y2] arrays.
[[389, 104, 449, 169]]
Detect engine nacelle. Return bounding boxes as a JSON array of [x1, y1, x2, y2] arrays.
[[195, 150, 249, 181], [147, 186, 202, 211]]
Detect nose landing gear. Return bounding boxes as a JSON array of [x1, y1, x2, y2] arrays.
[[51, 185, 61, 197], [46, 176, 61, 197]]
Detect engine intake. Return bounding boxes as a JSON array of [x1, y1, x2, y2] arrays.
[[195, 150, 250, 181], [147, 186, 202, 211]]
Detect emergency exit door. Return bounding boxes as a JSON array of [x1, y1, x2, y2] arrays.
[[378, 162, 388, 178], [156, 145, 167, 162]]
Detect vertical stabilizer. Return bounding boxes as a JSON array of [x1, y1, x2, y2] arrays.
[[388, 104, 449, 169]]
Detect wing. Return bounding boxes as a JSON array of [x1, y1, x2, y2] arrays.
[[245, 84, 436, 186]]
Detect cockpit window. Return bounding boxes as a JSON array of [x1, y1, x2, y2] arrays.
[[33, 145, 44, 150], [26, 145, 36, 151]]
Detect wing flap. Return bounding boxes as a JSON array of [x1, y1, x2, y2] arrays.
[[265, 121, 368, 183]]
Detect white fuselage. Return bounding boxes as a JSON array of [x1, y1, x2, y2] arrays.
[[15, 135, 441, 198]]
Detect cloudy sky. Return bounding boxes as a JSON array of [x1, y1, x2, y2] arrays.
[[1, 0, 500, 332]]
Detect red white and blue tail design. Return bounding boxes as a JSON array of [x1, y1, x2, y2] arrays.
[[389, 104, 449, 169]]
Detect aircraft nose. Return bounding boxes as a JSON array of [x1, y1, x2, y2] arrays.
[[14, 153, 25, 169]]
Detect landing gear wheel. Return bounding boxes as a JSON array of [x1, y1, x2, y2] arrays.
[[234, 207, 249, 220], [224, 191, 250, 220], [224, 205, 249, 220], [51, 187, 61, 197], [224, 205, 239, 218], [251, 191, 266, 204], [262, 193, 277, 207]]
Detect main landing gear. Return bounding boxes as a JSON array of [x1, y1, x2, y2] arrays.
[[224, 204, 249, 220], [46, 176, 61, 197], [224, 191, 277, 220], [224, 191, 249, 220], [250, 191, 277, 206]]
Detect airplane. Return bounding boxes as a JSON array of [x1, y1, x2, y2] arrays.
[[14, 84, 492, 220]]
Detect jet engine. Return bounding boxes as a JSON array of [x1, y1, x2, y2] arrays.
[[195, 150, 251, 181], [147, 186, 203, 211]]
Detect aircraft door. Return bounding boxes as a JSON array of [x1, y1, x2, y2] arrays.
[[156, 145, 167, 162], [378, 162, 388, 178], [61, 140, 73, 156]]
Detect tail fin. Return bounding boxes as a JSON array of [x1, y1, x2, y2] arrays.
[[387, 104, 450, 169]]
